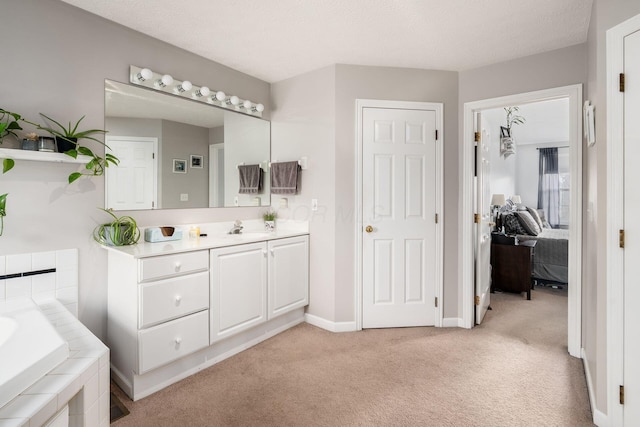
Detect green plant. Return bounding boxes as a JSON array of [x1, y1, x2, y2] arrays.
[[39, 113, 119, 183], [263, 209, 277, 221], [92, 208, 140, 246], [504, 106, 526, 130], [0, 193, 6, 236]]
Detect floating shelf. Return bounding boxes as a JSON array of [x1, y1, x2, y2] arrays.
[[0, 148, 91, 164]]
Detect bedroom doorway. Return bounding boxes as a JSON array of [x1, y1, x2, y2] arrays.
[[461, 85, 583, 358]]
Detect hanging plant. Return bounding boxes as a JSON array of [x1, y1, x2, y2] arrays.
[[0, 193, 6, 236]]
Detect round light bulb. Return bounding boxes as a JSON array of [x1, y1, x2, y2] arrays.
[[255, 103, 265, 112], [215, 91, 226, 101], [161, 74, 173, 86], [138, 68, 153, 81], [180, 81, 192, 91], [230, 96, 240, 106], [196, 86, 210, 97], [243, 100, 252, 109]]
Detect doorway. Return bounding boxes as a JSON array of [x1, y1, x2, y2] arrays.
[[355, 99, 444, 329], [461, 85, 583, 358]]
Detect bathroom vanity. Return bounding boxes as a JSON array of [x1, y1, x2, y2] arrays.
[[104, 221, 309, 400]]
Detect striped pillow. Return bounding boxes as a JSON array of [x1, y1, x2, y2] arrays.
[[515, 211, 541, 236]]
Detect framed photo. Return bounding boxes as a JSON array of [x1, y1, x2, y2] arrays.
[[190, 154, 204, 169], [173, 159, 187, 173]]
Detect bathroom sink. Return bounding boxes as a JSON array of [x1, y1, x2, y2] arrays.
[[0, 298, 69, 407], [225, 232, 272, 240]]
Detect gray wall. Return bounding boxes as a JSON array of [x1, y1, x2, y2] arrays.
[[0, 0, 270, 340]]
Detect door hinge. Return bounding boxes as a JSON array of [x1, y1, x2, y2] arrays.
[[474, 295, 480, 305], [435, 213, 439, 224], [474, 132, 480, 142], [474, 214, 480, 224], [620, 73, 625, 92], [435, 130, 438, 140], [620, 229, 625, 248], [435, 297, 438, 308], [620, 385, 625, 405], [152, 201, 155, 208], [152, 153, 155, 159]]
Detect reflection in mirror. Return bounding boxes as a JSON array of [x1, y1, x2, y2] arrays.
[[104, 80, 270, 210]]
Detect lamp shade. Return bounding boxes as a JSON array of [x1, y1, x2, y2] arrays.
[[511, 195, 522, 204], [491, 194, 506, 206]]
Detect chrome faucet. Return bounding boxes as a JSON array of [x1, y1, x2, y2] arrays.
[[228, 220, 243, 234]]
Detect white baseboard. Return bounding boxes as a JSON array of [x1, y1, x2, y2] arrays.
[[442, 317, 463, 328], [582, 348, 607, 426], [305, 313, 357, 332]]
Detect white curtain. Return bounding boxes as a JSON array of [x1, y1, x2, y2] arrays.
[[537, 147, 560, 227]]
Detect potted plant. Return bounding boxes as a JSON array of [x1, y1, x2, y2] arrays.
[[263, 209, 277, 232], [39, 113, 119, 183], [0, 193, 7, 236], [93, 208, 140, 246], [500, 106, 526, 158]]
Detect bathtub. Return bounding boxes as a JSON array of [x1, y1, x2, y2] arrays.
[[0, 298, 69, 408]]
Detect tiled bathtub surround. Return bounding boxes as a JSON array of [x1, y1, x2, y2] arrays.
[[0, 249, 79, 316]]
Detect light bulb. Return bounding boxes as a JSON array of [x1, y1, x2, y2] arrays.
[[230, 96, 240, 106], [137, 68, 153, 81], [253, 103, 265, 113], [215, 91, 226, 101], [243, 100, 252, 109], [195, 86, 210, 97], [156, 74, 173, 88], [176, 80, 192, 93]]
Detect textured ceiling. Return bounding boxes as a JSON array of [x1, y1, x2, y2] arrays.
[[61, 0, 593, 83]]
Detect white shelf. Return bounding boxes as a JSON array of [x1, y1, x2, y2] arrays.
[[0, 147, 91, 164]]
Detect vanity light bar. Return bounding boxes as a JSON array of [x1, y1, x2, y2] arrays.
[[129, 66, 264, 118]]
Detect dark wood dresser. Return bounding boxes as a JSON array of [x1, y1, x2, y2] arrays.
[[490, 236, 536, 300]]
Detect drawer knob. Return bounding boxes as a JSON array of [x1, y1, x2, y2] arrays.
[[175, 295, 182, 305], [175, 337, 182, 345], [174, 262, 181, 272]]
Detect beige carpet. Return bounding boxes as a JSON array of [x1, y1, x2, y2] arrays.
[[112, 286, 593, 426]]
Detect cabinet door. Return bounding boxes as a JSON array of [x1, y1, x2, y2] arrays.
[[268, 236, 309, 319], [210, 242, 267, 343]]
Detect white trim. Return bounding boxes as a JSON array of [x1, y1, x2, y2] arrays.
[[354, 99, 444, 330], [461, 85, 583, 358], [583, 348, 608, 426], [305, 313, 357, 332], [606, 13, 640, 427], [441, 317, 464, 328]]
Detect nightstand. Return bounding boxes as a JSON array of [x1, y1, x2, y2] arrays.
[[490, 238, 537, 300]]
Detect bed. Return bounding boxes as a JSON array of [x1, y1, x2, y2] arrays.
[[500, 210, 569, 284]]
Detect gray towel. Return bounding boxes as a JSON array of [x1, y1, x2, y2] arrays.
[[271, 161, 300, 195], [238, 164, 262, 194]]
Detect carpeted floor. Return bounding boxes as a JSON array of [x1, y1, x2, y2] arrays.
[[111, 286, 593, 426]]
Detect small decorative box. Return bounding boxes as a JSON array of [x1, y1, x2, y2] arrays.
[[144, 226, 183, 243]]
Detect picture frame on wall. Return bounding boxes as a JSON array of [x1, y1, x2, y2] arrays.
[[190, 155, 203, 169], [173, 159, 187, 173]]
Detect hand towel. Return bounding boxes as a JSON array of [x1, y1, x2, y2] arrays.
[[238, 164, 262, 194], [271, 161, 300, 195]]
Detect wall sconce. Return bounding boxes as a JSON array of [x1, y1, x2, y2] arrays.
[[129, 65, 264, 117]]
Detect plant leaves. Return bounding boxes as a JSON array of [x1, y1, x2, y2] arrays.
[[7, 121, 22, 130], [68, 172, 82, 183], [64, 149, 78, 159], [77, 146, 94, 156], [3, 158, 15, 173]]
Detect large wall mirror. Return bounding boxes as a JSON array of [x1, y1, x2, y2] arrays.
[[104, 80, 270, 210]]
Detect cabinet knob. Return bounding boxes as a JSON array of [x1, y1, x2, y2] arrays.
[[175, 295, 182, 305], [174, 262, 181, 272], [262, 250, 267, 257], [270, 249, 275, 256], [175, 337, 182, 345]]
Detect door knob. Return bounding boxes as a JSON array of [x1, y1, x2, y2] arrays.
[[365, 225, 373, 233]]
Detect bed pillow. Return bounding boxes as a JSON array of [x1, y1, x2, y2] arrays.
[[502, 213, 528, 235], [536, 208, 551, 228], [515, 211, 541, 236], [526, 207, 544, 229]]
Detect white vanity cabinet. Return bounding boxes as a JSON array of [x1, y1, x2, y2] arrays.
[[268, 235, 309, 319], [210, 242, 268, 343]]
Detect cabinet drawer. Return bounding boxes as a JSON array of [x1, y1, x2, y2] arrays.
[[139, 251, 208, 282], [138, 310, 209, 374], [139, 272, 209, 329]]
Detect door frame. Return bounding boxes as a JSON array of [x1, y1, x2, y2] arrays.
[[355, 99, 444, 330], [460, 85, 583, 358], [606, 13, 640, 426]]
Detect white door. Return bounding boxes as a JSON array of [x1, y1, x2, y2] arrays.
[[475, 114, 492, 324], [105, 136, 157, 210], [623, 27, 640, 426], [210, 242, 267, 343], [208, 143, 224, 207], [267, 236, 309, 320], [362, 107, 439, 328]]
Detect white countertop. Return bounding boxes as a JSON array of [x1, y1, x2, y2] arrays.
[[102, 219, 309, 258]]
